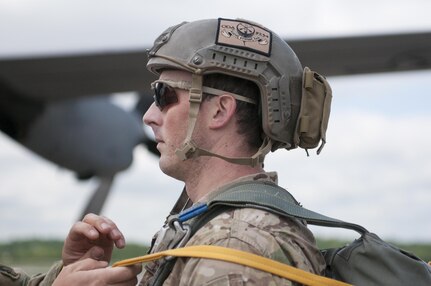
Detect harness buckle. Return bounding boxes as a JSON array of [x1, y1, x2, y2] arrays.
[[165, 221, 191, 261]]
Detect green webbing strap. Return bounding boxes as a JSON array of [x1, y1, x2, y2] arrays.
[[207, 181, 367, 234]]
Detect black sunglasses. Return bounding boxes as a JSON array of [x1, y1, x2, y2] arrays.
[[151, 79, 257, 111], [152, 81, 179, 111]]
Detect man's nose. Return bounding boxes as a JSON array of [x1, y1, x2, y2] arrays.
[[143, 102, 159, 126]]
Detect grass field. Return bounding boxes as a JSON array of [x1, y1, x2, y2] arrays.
[[0, 239, 149, 275], [1, 239, 430, 276]]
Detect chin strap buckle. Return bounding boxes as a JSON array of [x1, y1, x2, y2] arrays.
[[175, 141, 197, 161]]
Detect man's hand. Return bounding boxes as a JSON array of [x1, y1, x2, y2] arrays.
[[62, 213, 126, 266], [53, 258, 142, 286]]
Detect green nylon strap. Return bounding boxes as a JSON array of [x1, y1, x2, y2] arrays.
[[207, 181, 367, 234]]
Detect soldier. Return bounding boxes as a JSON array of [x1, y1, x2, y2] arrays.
[[2, 17, 331, 285], [137, 17, 330, 285]]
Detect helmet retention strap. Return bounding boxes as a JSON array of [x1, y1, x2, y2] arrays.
[[175, 73, 203, 160], [188, 137, 272, 167], [175, 72, 272, 167]]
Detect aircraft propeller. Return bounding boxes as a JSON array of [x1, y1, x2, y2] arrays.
[[0, 78, 158, 218]]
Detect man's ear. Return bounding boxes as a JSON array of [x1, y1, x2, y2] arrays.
[[208, 94, 237, 129]]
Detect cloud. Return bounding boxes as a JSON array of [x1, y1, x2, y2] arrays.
[[1, 0, 430, 244], [1, 118, 430, 244], [1, 0, 431, 57], [1, 69, 431, 244], [264, 72, 431, 242]]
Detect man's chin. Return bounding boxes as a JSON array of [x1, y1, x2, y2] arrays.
[[159, 157, 181, 178]]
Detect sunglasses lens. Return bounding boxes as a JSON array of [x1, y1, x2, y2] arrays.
[[153, 82, 178, 110]]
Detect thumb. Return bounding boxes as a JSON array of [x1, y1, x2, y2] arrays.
[[80, 246, 105, 261]]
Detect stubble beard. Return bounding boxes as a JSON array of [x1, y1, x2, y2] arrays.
[[158, 144, 183, 179]]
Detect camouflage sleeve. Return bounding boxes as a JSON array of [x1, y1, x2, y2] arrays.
[[0, 261, 63, 286], [168, 238, 294, 286]]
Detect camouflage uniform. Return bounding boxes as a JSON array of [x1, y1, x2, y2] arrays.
[[0, 262, 62, 286], [140, 172, 325, 285]]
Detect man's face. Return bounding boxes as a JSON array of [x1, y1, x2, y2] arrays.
[[143, 70, 192, 179]]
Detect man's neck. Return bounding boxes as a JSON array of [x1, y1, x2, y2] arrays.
[[184, 156, 264, 202]]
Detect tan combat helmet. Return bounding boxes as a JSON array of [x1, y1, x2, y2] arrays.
[[147, 18, 332, 167]]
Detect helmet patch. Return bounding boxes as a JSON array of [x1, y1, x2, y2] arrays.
[[216, 18, 272, 56]]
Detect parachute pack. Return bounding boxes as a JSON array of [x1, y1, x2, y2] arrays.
[[201, 181, 431, 285]]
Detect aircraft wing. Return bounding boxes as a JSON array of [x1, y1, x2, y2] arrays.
[[0, 51, 154, 100], [1, 31, 429, 216], [0, 31, 430, 100], [289, 31, 431, 76]]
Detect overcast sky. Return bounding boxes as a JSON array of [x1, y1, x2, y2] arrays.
[[1, 0, 431, 245]]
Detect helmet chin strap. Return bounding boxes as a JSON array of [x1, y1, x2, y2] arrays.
[[175, 73, 272, 168]]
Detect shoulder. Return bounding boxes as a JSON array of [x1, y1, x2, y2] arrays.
[[165, 208, 325, 285], [0, 264, 28, 286], [0, 264, 52, 286], [190, 207, 315, 257]]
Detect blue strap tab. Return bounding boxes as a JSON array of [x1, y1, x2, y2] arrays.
[[178, 203, 209, 222]]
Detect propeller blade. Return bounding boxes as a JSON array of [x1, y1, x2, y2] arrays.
[[80, 175, 114, 219]]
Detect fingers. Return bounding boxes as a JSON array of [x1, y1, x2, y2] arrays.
[[66, 213, 125, 247], [82, 213, 126, 248], [62, 214, 126, 266], [55, 259, 141, 286], [104, 264, 143, 284], [53, 259, 107, 286], [109, 276, 139, 286], [67, 220, 100, 242], [67, 258, 109, 271]]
